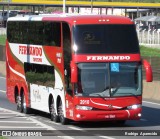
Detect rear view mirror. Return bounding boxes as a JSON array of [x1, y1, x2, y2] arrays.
[[143, 59, 153, 82]]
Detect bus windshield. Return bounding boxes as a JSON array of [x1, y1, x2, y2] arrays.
[[75, 62, 142, 97], [73, 24, 139, 54]]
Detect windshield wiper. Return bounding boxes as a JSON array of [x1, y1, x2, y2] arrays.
[[112, 92, 138, 97], [89, 93, 109, 100]]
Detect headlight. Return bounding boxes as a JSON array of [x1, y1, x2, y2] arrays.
[[76, 105, 93, 110], [127, 104, 142, 110], [73, 44, 78, 52]]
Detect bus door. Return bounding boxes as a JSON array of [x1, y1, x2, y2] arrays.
[[62, 23, 73, 118]]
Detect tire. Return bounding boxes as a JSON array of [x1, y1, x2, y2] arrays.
[[58, 100, 68, 125], [50, 98, 59, 122], [16, 95, 21, 111], [21, 94, 31, 114], [117, 120, 126, 125]]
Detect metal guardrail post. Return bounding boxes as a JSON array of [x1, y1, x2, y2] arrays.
[[152, 29, 156, 44], [148, 29, 151, 45], [142, 29, 146, 44], [158, 31, 160, 45]]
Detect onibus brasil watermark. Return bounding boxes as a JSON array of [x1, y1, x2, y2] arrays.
[[1, 130, 160, 136]]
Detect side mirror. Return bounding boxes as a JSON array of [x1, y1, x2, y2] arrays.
[[143, 59, 153, 82], [70, 61, 78, 83]]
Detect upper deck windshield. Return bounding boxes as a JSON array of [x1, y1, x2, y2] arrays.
[[75, 62, 142, 97], [73, 24, 139, 54]]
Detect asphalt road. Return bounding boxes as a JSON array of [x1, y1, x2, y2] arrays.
[[0, 74, 160, 139]]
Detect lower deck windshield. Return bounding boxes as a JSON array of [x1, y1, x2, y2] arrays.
[[75, 62, 142, 97]]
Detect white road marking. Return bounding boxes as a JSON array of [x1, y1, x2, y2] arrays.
[[143, 100, 160, 106], [14, 116, 28, 119], [52, 122, 61, 125], [0, 107, 56, 130], [0, 126, 46, 129], [0, 116, 17, 119], [0, 89, 6, 93], [0, 121, 36, 123], [68, 126, 83, 131], [0, 76, 6, 79], [57, 136, 75, 139], [44, 120, 61, 125], [95, 135, 115, 139], [0, 113, 17, 115]]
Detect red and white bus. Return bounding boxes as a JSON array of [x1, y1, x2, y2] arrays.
[[6, 14, 152, 125]]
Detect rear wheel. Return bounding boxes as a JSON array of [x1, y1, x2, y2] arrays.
[[58, 100, 68, 125], [16, 96, 21, 111], [20, 94, 31, 114], [50, 98, 59, 122]]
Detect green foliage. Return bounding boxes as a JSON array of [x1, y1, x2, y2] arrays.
[[140, 45, 160, 57], [0, 137, 7, 139], [26, 72, 55, 87], [0, 35, 6, 46]]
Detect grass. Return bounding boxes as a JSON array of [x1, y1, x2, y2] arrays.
[[0, 35, 6, 46], [140, 45, 160, 57], [0, 137, 7, 139]]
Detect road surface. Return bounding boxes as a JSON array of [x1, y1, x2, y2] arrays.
[[0, 75, 160, 139]]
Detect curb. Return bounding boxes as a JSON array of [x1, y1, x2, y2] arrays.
[[0, 61, 6, 76]]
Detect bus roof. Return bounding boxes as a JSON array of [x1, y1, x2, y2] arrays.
[[7, 14, 133, 25]]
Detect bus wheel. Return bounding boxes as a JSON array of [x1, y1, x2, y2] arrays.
[[117, 120, 126, 125], [50, 99, 59, 122], [16, 96, 21, 111], [21, 94, 30, 114], [58, 100, 68, 125]]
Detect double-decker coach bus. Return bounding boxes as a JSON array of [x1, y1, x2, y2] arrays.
[[6, 14, 152, 125]]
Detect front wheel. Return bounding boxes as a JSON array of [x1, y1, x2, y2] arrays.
[[21, 94, 31, 114], [116, 120, 126, 125], [58, 100, 68, 125]]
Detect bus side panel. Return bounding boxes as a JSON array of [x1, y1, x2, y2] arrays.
[[43, 46, 66, 114], [6, 41, 27, 103]]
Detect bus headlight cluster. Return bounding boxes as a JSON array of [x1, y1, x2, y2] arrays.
[[76, 105, 93, 110], [127, 104, 142, 110]]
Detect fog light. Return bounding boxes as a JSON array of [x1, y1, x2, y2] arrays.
[[76, 105, 93, 110], [138, 113, 142, 117]]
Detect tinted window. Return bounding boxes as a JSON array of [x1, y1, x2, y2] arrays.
[[7, 21, 61, 47], [24, 63, 55, 87], [73, 24, 139, 54]]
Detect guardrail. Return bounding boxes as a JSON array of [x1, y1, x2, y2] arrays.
[[0, 22, 4, 28], [137, 29, 160, 49], [0, 27, 6, 35]]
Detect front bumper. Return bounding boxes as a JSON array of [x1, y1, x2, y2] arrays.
[[73, 108, 142, 121]]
